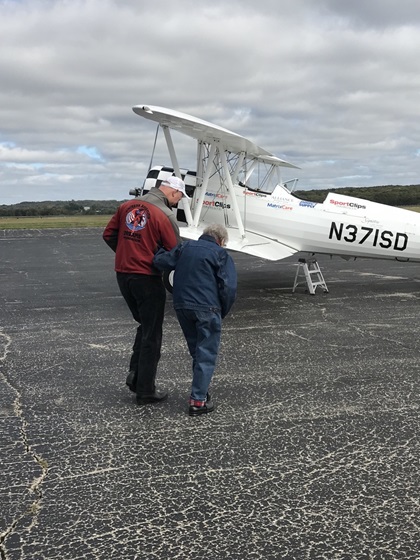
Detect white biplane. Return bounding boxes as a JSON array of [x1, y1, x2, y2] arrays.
[[132, 105, 420, 287]]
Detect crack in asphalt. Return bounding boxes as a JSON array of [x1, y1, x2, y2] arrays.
[[0, 330, 48, 559]]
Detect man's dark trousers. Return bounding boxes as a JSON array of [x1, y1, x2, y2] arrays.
[[117, 273, 166, 395]]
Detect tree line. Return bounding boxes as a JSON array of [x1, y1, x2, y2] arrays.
[[1, 184, 420, 217], [294, 184, 420, 206], [0, 199, 121, 217]]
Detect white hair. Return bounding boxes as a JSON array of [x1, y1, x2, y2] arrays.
[[203, 223, 228, 245]]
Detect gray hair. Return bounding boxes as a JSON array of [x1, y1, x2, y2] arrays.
[[203, 223, 229, 246]]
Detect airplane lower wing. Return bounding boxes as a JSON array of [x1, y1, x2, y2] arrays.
[[179, 226, 297, 261]]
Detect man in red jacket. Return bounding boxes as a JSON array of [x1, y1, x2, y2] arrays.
[[103, 176, 188, 404]]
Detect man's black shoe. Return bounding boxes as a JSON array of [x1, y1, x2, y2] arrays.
[[136, 390, 168, 405], [126, 370, 137, 393], [189, 394, 214, 416]]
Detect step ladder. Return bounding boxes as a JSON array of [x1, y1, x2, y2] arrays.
[[292, 258, 329, 295]]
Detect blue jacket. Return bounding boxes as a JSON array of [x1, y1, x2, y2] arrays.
[[153, 234, 237, 319]]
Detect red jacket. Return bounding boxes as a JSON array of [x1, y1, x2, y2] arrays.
[[103, 188, 181, 275]]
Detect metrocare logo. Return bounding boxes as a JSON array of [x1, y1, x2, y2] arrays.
[[125, 206, 149, 231]]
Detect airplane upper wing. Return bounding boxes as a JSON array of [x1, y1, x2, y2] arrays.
[[132, 105, 299, 169], [179, 225, 297, 261]]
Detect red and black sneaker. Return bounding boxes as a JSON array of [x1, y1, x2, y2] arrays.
[[189, 393, 215, 416]]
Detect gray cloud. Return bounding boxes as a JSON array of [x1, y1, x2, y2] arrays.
[[0, 0, 419, 203]]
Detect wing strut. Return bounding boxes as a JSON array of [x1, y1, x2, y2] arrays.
[[192, 140, 247, 238], [219, 143, 246, 238], [193, 142, 217, 227], [162, 125, 194, 225]]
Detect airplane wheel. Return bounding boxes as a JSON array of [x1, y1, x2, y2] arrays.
[[163, 270, 174, 293]]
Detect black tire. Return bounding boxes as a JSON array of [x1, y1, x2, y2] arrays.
[[163, 270, 174, 293]]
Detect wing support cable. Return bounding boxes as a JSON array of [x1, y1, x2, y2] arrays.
[[147, 124, 159, 174]]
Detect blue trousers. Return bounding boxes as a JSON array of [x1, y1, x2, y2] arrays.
[[176, 308, 222, 401]]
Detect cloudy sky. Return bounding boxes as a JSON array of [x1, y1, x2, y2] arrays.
[[1, 0, 419, 205]]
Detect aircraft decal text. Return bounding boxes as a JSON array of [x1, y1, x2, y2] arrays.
[[329, 199, 367, 210], [205, 192, 228, 199], [271, 195, 295, 203], [329, 222, 408, 251], [203, 200, 231, 209], [244, 190, 267, 198], [267, 203, 293, 211]]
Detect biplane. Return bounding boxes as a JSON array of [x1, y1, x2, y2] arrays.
[[131, 105, 420, 280]]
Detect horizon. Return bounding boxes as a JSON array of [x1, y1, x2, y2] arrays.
[[2, 182, 420, 208]]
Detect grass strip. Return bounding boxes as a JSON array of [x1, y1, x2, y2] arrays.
[[0, 215, 112, 230]]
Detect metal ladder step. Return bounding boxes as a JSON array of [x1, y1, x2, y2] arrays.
[[292, 258, 329, 295]]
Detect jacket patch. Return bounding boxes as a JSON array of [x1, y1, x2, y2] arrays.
[[125, 206, 150, 231]]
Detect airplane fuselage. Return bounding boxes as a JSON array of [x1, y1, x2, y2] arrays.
[[186, 182, 420, 262], [143, 167, 420, 262]]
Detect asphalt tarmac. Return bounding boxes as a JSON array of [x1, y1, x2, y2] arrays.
[[0, 228, 419, 560]]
